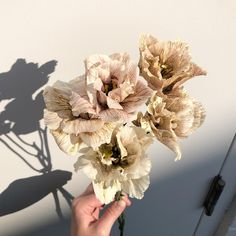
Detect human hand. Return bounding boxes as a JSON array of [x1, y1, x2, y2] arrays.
[[71, 184, 131, 236]]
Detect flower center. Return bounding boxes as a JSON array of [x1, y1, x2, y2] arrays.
[[162, 84, 174, 94], [103, 75, 118, 95], [99, 143, 130, 168], [160, 64, 173, 79], [79, 112, 92, 120]]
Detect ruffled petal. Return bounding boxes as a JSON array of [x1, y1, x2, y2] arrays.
[[121, 80, 153, 113], [69, 91, 96, 117], [44, 109, 62, 130], [51, 130, 81, 155], [68, 75, 88, 98], [99, 108, 134, 122], [106, 96, 123, 110], [79, 123, 116, 148], [151, 125, 182, 161], [122, 175, 150, 199], [93, 180, 122, 204], [138, 34, 206, 94], [43, 81, 72, 117], [74, 153, 98, 179], [61, 118, 104, 134]]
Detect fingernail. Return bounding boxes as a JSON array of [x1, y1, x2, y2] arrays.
[[118, 199, 126, 207]]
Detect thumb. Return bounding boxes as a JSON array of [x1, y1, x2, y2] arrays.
[[97, 199, 127, 232]]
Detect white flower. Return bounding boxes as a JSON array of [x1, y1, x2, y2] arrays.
[[85, 53, 152, 122], [43, 76, 115, 155], [134, 89, 206, 161], [74, 125, 153, 204]]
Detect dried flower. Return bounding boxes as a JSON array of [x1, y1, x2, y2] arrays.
[[43, 76, 115, 155], [134, 89, 205, 160], [85, 53, 152, 122], [74, 125, 153, 204], [139, 34, 206, 94]]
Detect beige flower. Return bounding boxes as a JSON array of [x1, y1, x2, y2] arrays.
[[74, 125, 153, 204], [134, 89, 205, 160], [43, 76, 115, 155], [85, 53, 152, 122], [139, 34, 206, 94]]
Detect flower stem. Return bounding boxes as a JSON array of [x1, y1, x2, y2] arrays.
[[115, 191, 126, 236], [118, 211, 125, 236]]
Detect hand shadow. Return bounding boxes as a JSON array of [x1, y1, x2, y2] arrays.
[[0, 59, 74, 220]]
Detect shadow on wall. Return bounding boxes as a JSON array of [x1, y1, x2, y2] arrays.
[[0, 59, 74, 219], [5, 150, 225, 236]]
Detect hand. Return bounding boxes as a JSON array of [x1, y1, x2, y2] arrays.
[[71, 184, 131, 236]]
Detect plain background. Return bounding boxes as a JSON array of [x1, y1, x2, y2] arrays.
[[0, 1, 236, 235]]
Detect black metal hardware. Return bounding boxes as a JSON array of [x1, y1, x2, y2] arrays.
[[203, 175, 225, 216]]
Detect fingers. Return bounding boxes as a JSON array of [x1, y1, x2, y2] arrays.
[[120, 193, 132, 206], [97, 195, 131, 232], [73, 192, 103, 211]]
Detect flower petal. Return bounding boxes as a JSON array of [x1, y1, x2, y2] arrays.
[[74, 153, 98, 179], [151, 125, 182, 161], [121, 81, 153, 113], [43, 81, 72, 117], [51, 130, 81, 155], [44, 109, 62, 130], [68, 75, 88, 98], [108, 82, 134, 102], [93, 180, 122, 204], [99, 109, 134, 122], [79, 122, 116, 148], [61, 118, 104, 134], [116, 131, 128, 158], [69, 92, 96, 117], [122, 175, 150, 199], [106, 96, 123, 110]]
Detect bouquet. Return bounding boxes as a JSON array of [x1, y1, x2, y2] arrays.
[[43, 34, 206, 235]]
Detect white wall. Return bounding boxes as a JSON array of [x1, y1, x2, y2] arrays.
[[0, 1, 236, 235]]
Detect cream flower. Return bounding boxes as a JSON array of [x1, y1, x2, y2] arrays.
[[85, 53, 152, 122], [139, 34, 206, 94], [43, 76, 115, 155], [134, 89, 205, 160], [74, 125, 153, 204]]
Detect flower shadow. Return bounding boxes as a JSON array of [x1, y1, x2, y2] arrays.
[[0, 170, 72, 217], [0, 59, 74, 219]]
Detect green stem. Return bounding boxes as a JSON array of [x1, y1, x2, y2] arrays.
[[115, 191, 126, 236]]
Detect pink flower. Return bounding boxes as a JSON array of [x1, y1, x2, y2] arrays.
[[85, 53, 153, 122], [43, 76, 115, 155], [139, 34, 206, 94], [134, 89, 206, 160]]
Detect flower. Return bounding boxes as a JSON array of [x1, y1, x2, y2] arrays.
[[134, 89, 205, 160], [85, 53, 153, 122], [74, 125, 153, 204], [43, 76, 115, 155], [139, 34, 206, 94]]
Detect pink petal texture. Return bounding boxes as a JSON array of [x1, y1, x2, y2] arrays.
[[69, 92, 96, 117], [139, 34, 206, 94], [133, 90, 205, 161], [99, 108, 135, 122], [43, 75, 116, 155], [79, 123, 116, 148], [84, 53, 152, 122], [51, 130, 82, 156], [121, 80, 153, 113], [61, 119, 104, 135]]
